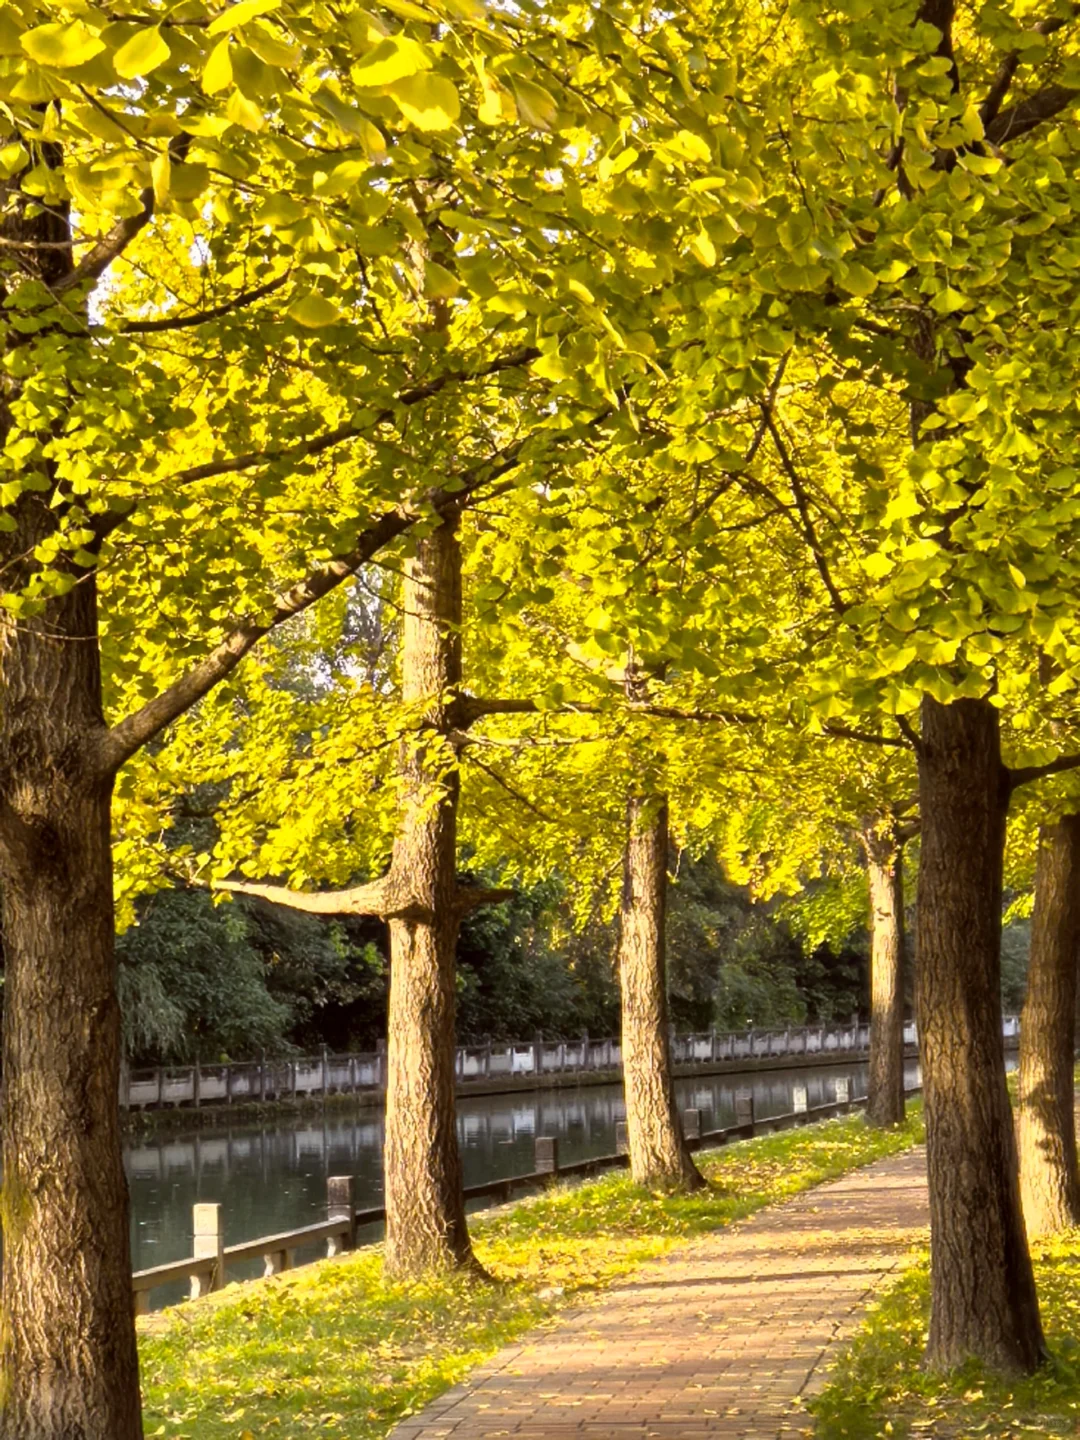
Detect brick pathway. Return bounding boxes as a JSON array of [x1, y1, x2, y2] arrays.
[[390, 1148, 929, 1440]]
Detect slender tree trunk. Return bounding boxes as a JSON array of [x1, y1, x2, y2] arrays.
[[862, 825, 906, 1128], [1017, 815, 1080, 1237], [0, 527, 143, 1437], [618, 794, 704, 1192], [916, 695, 1044, 1373], [383, 518, 475, 1276]]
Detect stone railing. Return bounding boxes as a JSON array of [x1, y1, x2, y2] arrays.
[[122, 1016, 1020, 1112]]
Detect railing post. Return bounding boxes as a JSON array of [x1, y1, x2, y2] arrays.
[[193, 1059, 201, 1109], [615, 1120, 629, 1154], [322, 1044, 329, 1098], [535, 1136, 559, 1178], [710, 1029, 718, 1063], [134, 1288, 150, 1317], [259, 1052, 266, 1102], [792, 1083, 808, 1115], [263, 1247, 288, 1277], [225, 1063, 233, 1105], [156, 1066, 163, 1109], [683, 1108, 701, 1141], [120, 1056, 130, 1110], [735, 1092, 754, 1129], [191, 1202, 223, 1299], [327, 1175, 356, 1255], [533, 1031, 543, 1076]]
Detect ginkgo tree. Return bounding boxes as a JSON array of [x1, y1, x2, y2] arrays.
[[0, 0, 774, 1432]]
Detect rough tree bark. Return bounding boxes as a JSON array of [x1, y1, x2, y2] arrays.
[[0, 548, 144, 1440], [618, 794, 704, 1192], [381, 518, 477, 1275], [0, 157, 146, 1438], [916, 695, 1045, 1373], [217, 517, 510, 1277], [861, 822, 906, 1128], [1017, 814, 1080, 1237]]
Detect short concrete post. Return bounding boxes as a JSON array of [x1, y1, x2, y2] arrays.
[[191, 1202, 223, 1299], [615, 1120, 629, 1154], [792, 1083, 808, 1115], [263, 1248, 287, 1277], [835, 1075, 850, 1105], [683, 1108, 701, 1141], [735, 1091, 755, 1129], [133, 1288, 150, 1317], [327, 1175, 355, 1255], [535, 1136, 559, 1177]]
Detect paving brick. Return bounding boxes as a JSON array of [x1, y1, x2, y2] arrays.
[[389, 1149, 929, 1440]]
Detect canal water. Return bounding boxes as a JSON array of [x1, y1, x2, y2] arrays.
[[129, 1058, 923, 1307]]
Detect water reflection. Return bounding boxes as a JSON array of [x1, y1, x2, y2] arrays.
[[127, 1061, 918, 1308]]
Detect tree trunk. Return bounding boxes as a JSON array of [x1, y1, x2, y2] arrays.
[[916, 694, 1044, 1373], [383, 519, 475, 1276], [1017, 814, 1080, 1237], [862, 825, 906, 1128], [618, 794, 704, 1192], [0, 531, 143, 1437]]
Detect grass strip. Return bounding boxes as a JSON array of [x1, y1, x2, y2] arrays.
[[809, 1232, 1080, 1440], [140, 1105, 924, 1440]]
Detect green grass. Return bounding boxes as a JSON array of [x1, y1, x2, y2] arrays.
[[810, 1079, 1080, 1440], [809, 1233, 1080, 1440], [140, 1106, 924, 1439]]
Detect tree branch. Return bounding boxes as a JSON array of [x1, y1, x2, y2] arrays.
[[97, 428, 551, 775], [986, 82, 1080, 144], [820, 722, 913, 750], [118, 274, 290, 334], [456, 885, 515, 913], [761, 410, 849, 616], [214, 875, 396, 916], [166, 347, 540, 488], [99, 508, 413, 774], [1008, 752, 1080, 791], [56, 135, 190, 295], [213, 873, 513, 918], [981, 5, 1079, 127]]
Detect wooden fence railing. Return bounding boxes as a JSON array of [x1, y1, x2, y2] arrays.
[[132, 1073, 918, 1313]]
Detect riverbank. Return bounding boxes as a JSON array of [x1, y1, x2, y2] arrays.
[[138, 1103, 925, 1439]]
